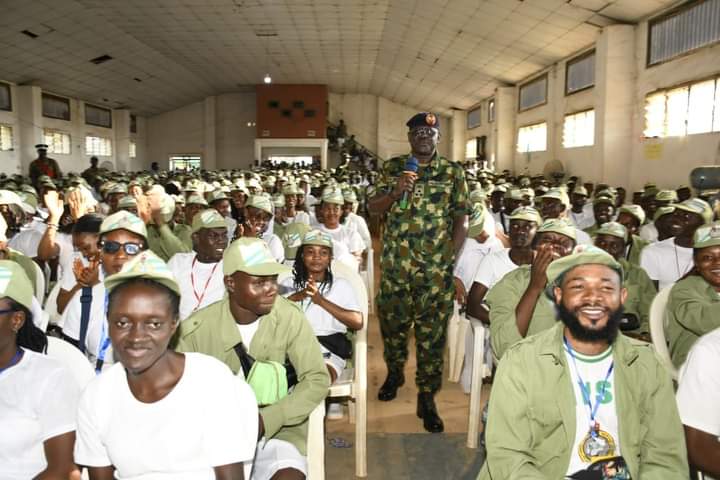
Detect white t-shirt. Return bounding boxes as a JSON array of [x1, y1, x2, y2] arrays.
[[55, 232, 75, 286], [319, 224, 365, 255], [453, 236, 504, 291], [569, 204, 595, 230], [564, 346, 624, 476], [279, 276, 360, 336], [639, 222, 659, 243], [640, 237, 693, 290], [8, 218, 46, 258], [261, 231, 284, 263], [345, 212, 372, 250], [490, 210, 508, 233], [75, 353, 258, 479], [167, 252, 225, 321], [677, 327, 720, 437], [60, 280, 114, 369], [472, 248, 518, 290], [0, 350, 80, 479], [574, 227, 592, 246], [286, 211, 311, 226], [237, 321, 260, 348]]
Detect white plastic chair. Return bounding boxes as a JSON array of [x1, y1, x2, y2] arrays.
[[447, 301, 469, 382], [306, 402, 326, 480], [32, 261, 45, 303], [44, 282, 62, 328], [466, 314, 493, 449], [46, 337, 95, 389], [363, 246, 375, 315], [649, 285, 678, 380]]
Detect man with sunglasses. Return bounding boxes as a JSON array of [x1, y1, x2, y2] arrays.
[[167, 209, 228, 321], [60, 211, 148, 370]]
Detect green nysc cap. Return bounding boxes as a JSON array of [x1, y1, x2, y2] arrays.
[[186, 193, 208, 207], [100, 210, 148, 240], [247, 194, 274, 215], [537, 218, 576, 241], [595, 221, 628, 241], [223, 238, 290, 276], [655, 189, 678, 203], [674, 198, 713, 224], [104, 250, 180, 296], [469, 188, 487, 204], [467, 204, 487, 238], [117, 195, 138, 210], [281, 223, 312, 259], [618, 204, 646, 225], [546, 245, 623, 296], [321, 187, 345, 205], [207, 190, 229, 204], [508, 206, 542, 224], [0, 260, 33, 311], [302, 229, 334, 250], [654, 205, 676, 221], [693, 221, 720, 249], [191, 209, 227, 234], [541, 188, 570, 209]]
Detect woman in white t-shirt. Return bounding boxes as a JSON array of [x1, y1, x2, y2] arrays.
[[0, 260, 79, 479], [75, 251, 258, 479], [281, 230, 362, 383]]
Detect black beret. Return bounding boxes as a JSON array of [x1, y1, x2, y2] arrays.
[[406, 112, 439, 131]]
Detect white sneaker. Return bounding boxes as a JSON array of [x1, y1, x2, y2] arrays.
[[327, 403, 344, 420]]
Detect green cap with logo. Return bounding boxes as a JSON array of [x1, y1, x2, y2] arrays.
[[674, 198, 713, 224], [272, 194, 285, 208], [100, 210, 148, 240], [207, 190, 229, 204], [104, 250, 180, 296], [693, 221, 720, 249], [546, 245, 623, 290], [281, 223, 312, 259], [343, 189, 358, 204], [302, 229, 334, 249], [541, 188, 570, 209], [282, 183, 303, 196], [321, 187, 345, 205], [469, 187, 487, 204], [247, 195, 274, 215], [117, 195, 138, 210], [508, 206, 542, 224], [618, 204, 646, 225], [654, 205, 676, 221], [191, 209, 227, 234], [223, 238, 290, 276], [186, 193, 208, 206], [572, 186, 588, 197], [467, 204, 487, 238], [596, 221, 628, 241], [0, 260, 33, 311], [655, 189, 678, 203], [537, 218, 576, 240]]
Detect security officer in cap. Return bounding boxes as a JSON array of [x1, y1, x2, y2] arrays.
[[368, 112, 469, 433], [29, 144, 62, 186]]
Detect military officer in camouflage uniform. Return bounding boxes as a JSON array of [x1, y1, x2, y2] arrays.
[[368, 112, 469, 433]]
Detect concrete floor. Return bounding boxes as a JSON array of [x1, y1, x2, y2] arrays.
[[323, 239, 491, 479]]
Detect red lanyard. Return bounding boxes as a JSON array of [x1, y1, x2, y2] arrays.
[[190, 257, 219, 311]]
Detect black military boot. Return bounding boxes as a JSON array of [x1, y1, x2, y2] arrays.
[[417, 392, 444, 433], [377, 370, 404, 401]]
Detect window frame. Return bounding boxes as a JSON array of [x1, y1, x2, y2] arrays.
[[565, 49, 596, 96], [85, 135, 113, 156], [647, 0, 720, 68], [516, 121, 548, 153], [488, 98, 495, 123], [41, 93, 71, 121], [84, 103, 112, 128], [467, 105, 482, 129], [0, 82, 11, 112], [0, 124, 13, 151], [518, 73, 549, 113], [43, 128, 72, 155], [562, 108, 596, 148]]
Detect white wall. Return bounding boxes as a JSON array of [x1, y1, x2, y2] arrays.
[[0, 80, 146, 176], [328, 93, 378, 153]]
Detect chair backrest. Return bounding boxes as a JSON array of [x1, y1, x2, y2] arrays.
[[46, 337, 95, 389], [649, 285, 677, 380], [32, 261, 45, 303], [44, 282, 62, 327]]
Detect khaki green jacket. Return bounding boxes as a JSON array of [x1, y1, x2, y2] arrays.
[[619, 258, 656, 335], [667, 274, 720, 368], [478, 323, 687, 479], [486, 265, 556, 359], [175, 296, 330, 454], [174, 223, 193, 250], [147, 223, 192, 261]]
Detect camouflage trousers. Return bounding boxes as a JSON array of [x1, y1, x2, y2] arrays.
[[377, 268, 454, 393]]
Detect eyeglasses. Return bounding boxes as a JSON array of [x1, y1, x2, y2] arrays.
[[409, 127, 438, 138], [100, 240, 144, 255], [0, 308, 16, 316]]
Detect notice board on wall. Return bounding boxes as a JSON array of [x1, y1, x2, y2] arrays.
[[256, 84, 327, 138]]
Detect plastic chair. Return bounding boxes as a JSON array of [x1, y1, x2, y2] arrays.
[[649, 285, 677, 380], [466, 314, 492, 448], [44, 282, 62, 328], [306, 402, 326, 480], [46, 337, 95, 389], [447, 301, 469, 382], [364, 246, 375, 315], [327, 260, 368, 477], [32, 261, 45, 303]]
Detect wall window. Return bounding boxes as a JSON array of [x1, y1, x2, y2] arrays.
[[0, 125, 13, 151], [465, 138, 477, 160], [519, 74, 548, 112], [130, 114, 137, 133], [85, 135, 112, 156], [43, 129, 71, 154], [644, 75, 720, 138], [488, 99, 495, 123], [169, 155, 201, 170], [85, 104, 112, 128], [467, 106, 481, 129], [517, 122, 547, 153], [566, 50, 595, 95], [42, 93, 71, 121], [129, 141, 137, 158], [648, 0, 720, 66], [0, 83, 11, 111], [563, 110, 595, 148]]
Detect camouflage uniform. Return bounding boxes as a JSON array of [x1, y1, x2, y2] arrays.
[[376, 152, 469, 393]]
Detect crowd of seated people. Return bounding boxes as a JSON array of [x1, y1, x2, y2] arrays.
[[1, 159, 719, 479]]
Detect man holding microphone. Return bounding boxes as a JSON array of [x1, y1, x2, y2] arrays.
[[368, 112, 469, 433]]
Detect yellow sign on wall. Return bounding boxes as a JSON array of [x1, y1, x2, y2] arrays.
[[644, 143, 663, 160]]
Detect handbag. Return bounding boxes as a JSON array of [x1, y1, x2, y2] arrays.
[[233, 342, 298, 405]]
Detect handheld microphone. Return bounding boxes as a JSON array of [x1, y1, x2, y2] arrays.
[[399, 156, 419, 210]]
